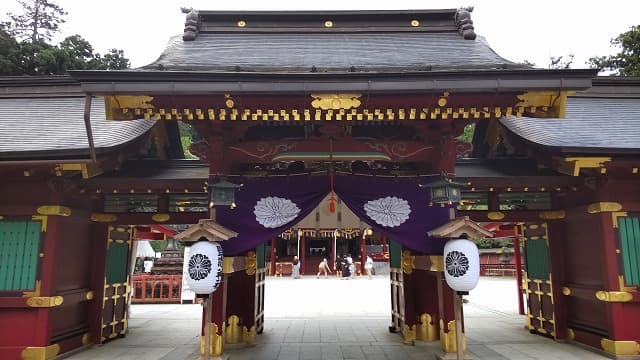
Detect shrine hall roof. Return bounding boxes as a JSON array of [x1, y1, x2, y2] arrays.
[[144, 9, 518, 73], [0, 77, 155, 160], [70, 9, 596, 94], [500, 78, 640, 154]]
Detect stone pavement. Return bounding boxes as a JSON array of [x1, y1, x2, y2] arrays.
[[63, 276, 610, 360]]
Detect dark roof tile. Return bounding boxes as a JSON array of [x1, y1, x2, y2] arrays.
[[0, 97, 155, 159], [500, 97, 640, 153], [145, 32, 515, 72]]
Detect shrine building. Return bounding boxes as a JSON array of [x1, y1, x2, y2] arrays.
[[0, 7, 639, 359]]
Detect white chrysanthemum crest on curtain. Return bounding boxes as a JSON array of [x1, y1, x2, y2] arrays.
[[254, 196, 301, 228], [364, 196, 411, 227]]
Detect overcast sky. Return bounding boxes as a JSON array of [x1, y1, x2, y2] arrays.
[[2, 0, 639, 70]]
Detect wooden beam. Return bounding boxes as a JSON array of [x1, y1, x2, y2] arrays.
[[227, 139, 435, 163]]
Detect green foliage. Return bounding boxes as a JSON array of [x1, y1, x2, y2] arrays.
[[0, 29, 21, 74], [589, 25, 640, 76], [178, 121, 199, 159], [180, 136, 197, 159], [0, 0, 129, 75], [518, 59, 536, 67], [549, 54, 574, 69], [148, 240, 167, 253], [456, 123, 475, 143], [472, 237, 514, 249], [90, 48, 130, 70]]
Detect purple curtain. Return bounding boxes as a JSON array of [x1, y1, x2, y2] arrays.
[[334, 174, 451, 254], [215, 174, 329, 255], [215, 173, 452, 255]]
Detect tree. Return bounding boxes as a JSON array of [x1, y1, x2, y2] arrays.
[[3, 0, 66, 43], [0, 29, 22, 74], [31, 34, 92, 74], [549, 54, 574, 69], [589, 25, 640, 76], [89, 48, 130, 70], [10, 34, 130, 75], [456, 123, 475, 143], [0, 1, 129, 75]]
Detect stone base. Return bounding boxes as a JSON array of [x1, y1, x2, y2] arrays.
[[434, 352, 473, 360]]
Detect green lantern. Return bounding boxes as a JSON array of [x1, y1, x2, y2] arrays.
[[209, 178, 242, 208], [426, 175, 464, 204]]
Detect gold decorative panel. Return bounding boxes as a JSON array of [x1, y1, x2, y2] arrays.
[[311, 94, 361, 110]]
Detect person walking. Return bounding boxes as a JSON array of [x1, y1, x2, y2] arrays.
[[364, 255, 374, 279], [347, 253, 355, 278], [317, 258, 332, 278], [292, 256, 301, 279], [335, 255, 343, 278], [341, 255, 351, 279]]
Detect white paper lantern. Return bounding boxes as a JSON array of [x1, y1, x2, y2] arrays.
[[186, 241, 223, 294], [443, 238, 480, 292]]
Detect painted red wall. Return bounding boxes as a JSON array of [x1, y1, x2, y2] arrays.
[[0, 178, 98, 359]]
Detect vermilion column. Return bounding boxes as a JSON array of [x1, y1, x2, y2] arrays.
[[300, 234, 306, 275], [438, 272, 463, 353], [270, 238, 277, 276], [360, 235, 367, 274]]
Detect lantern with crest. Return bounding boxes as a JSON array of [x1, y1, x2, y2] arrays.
[[175, 219, 238, 294]]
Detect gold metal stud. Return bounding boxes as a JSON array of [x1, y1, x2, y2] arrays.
[[324, 21, 334, 28], [237, 20, 246, 27], [411, 20, 420, 27]]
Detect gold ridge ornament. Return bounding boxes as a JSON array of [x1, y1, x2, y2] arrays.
[[186, 241, 223, 294]]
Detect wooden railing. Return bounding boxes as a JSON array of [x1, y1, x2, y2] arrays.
[[131, 274, 183, 303]]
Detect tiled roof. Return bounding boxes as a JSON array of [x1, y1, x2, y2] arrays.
[[144, 32, 516, 72], [500, 96, 640, 153], [0, 96, 155, 159]]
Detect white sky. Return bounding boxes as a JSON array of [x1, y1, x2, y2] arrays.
[[1, 0, 639, 70]]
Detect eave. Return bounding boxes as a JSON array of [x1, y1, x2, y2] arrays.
[[69, 68, 596, 95]]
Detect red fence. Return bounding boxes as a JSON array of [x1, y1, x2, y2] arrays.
[[131, 274, 183, 303]]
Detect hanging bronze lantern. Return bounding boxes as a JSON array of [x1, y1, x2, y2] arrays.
[[209, 178, 242, 208], [424, 173, 464, 204]]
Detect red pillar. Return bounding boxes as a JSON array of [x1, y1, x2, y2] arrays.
[[207, 277, 227, 356], [206, 132, 229, 356], [329, 236, 336, 273], [360, 235, 367, 274], [269, 238, 277, 276], [513, 230, 524, 315], [402, 266, 417, 344], [415, 271, 440, 342], [382, 236, 388, 254], [224, 263, 257, 345], [438, 272, 463, 353], [300, 234, 306, 275]]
